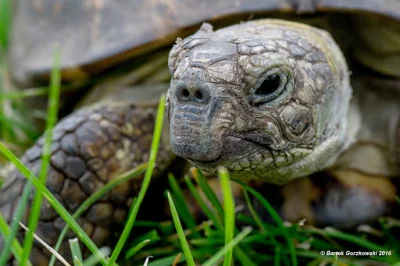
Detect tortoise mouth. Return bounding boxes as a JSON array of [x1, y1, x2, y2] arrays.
[[175, 135, 259, 168], [171, 137, 223, 163], [189, 135, 268, 167], [189, 156, 222, 165]]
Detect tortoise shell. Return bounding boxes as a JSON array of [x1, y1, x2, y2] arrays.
[[9, 0, 400, 86]]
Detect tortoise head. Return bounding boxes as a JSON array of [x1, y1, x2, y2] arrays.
[[167, 19, 352, 184]]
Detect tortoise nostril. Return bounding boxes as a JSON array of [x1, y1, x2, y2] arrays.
[[181, 88, 190, 99], [175, 82, 210, 104], [194, 90, 203, 101]]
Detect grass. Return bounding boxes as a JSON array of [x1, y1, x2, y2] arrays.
[[219, 167, 235, 266], [20, 48, 61, 266], [48, 164, 148, 266], [167, 191, 196, 266], [69, 238, 83, 266], [0, 163, 34, 265], [0, 2, 400, 266], [237, 180, 297, 266], [0, 1, 42, 162], [0, 214, 25, 263], [107, 94, 166, 265]]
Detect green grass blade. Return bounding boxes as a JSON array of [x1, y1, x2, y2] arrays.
[[1, 85, 79, 100], [0, 116, 40, 142], [82, 248, 111, 266], [202, 226, 252, 266], [184, 175, 224, 231], [69, 238, 83, 266], [107, 94, 166, 265], [147, 254, 187, 266], [0, 178, 33, 266], [168, 174, 198, 233], [192, 169, 224, 219], [1, 87, 48, 100], [380, 218, 400, 257], [0, 0, 11, 49], [243, 189, 267, 233], [218, 167, 234, 266], [242, 188, 281, 257], [236, 180, 298, 266], [0, 214, 29, 265], [304, 227, 388, 251], [231, 242, 257, 266], [0, 142, 108, 265], [124, 239, 151, 260], [0, 69, 7, 141], [167, 191, 196, 266], [274, 246, 281, 266], [125, 230, 160, 259], [184, 174, 256, 265], [21, 48, 61, 266], [305, 226, 400, 262], [49, 164, 147, 266]]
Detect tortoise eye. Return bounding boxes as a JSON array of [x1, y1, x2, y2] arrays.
[[255, 75, 281, 95], [249, 73, 289, 106]]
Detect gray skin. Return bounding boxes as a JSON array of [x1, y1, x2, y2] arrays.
[[168, 19, 358, 184]]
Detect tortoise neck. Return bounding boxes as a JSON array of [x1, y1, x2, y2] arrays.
[[334, 78, 400, 176], [352, 79, 400, 148]]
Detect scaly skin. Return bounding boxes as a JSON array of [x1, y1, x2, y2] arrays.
[[0, 103, 174, 265], [168, 19, 352, 184]]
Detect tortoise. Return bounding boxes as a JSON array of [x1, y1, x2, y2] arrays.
[[1, 0, 400, 264]]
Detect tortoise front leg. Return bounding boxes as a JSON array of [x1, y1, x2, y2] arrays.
[[0, 102, 174, 265], [313, 169, 397, 229], [264, 171, 397, 229]]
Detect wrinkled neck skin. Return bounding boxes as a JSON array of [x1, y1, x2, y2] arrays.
[[334, 79, 400, 177]]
